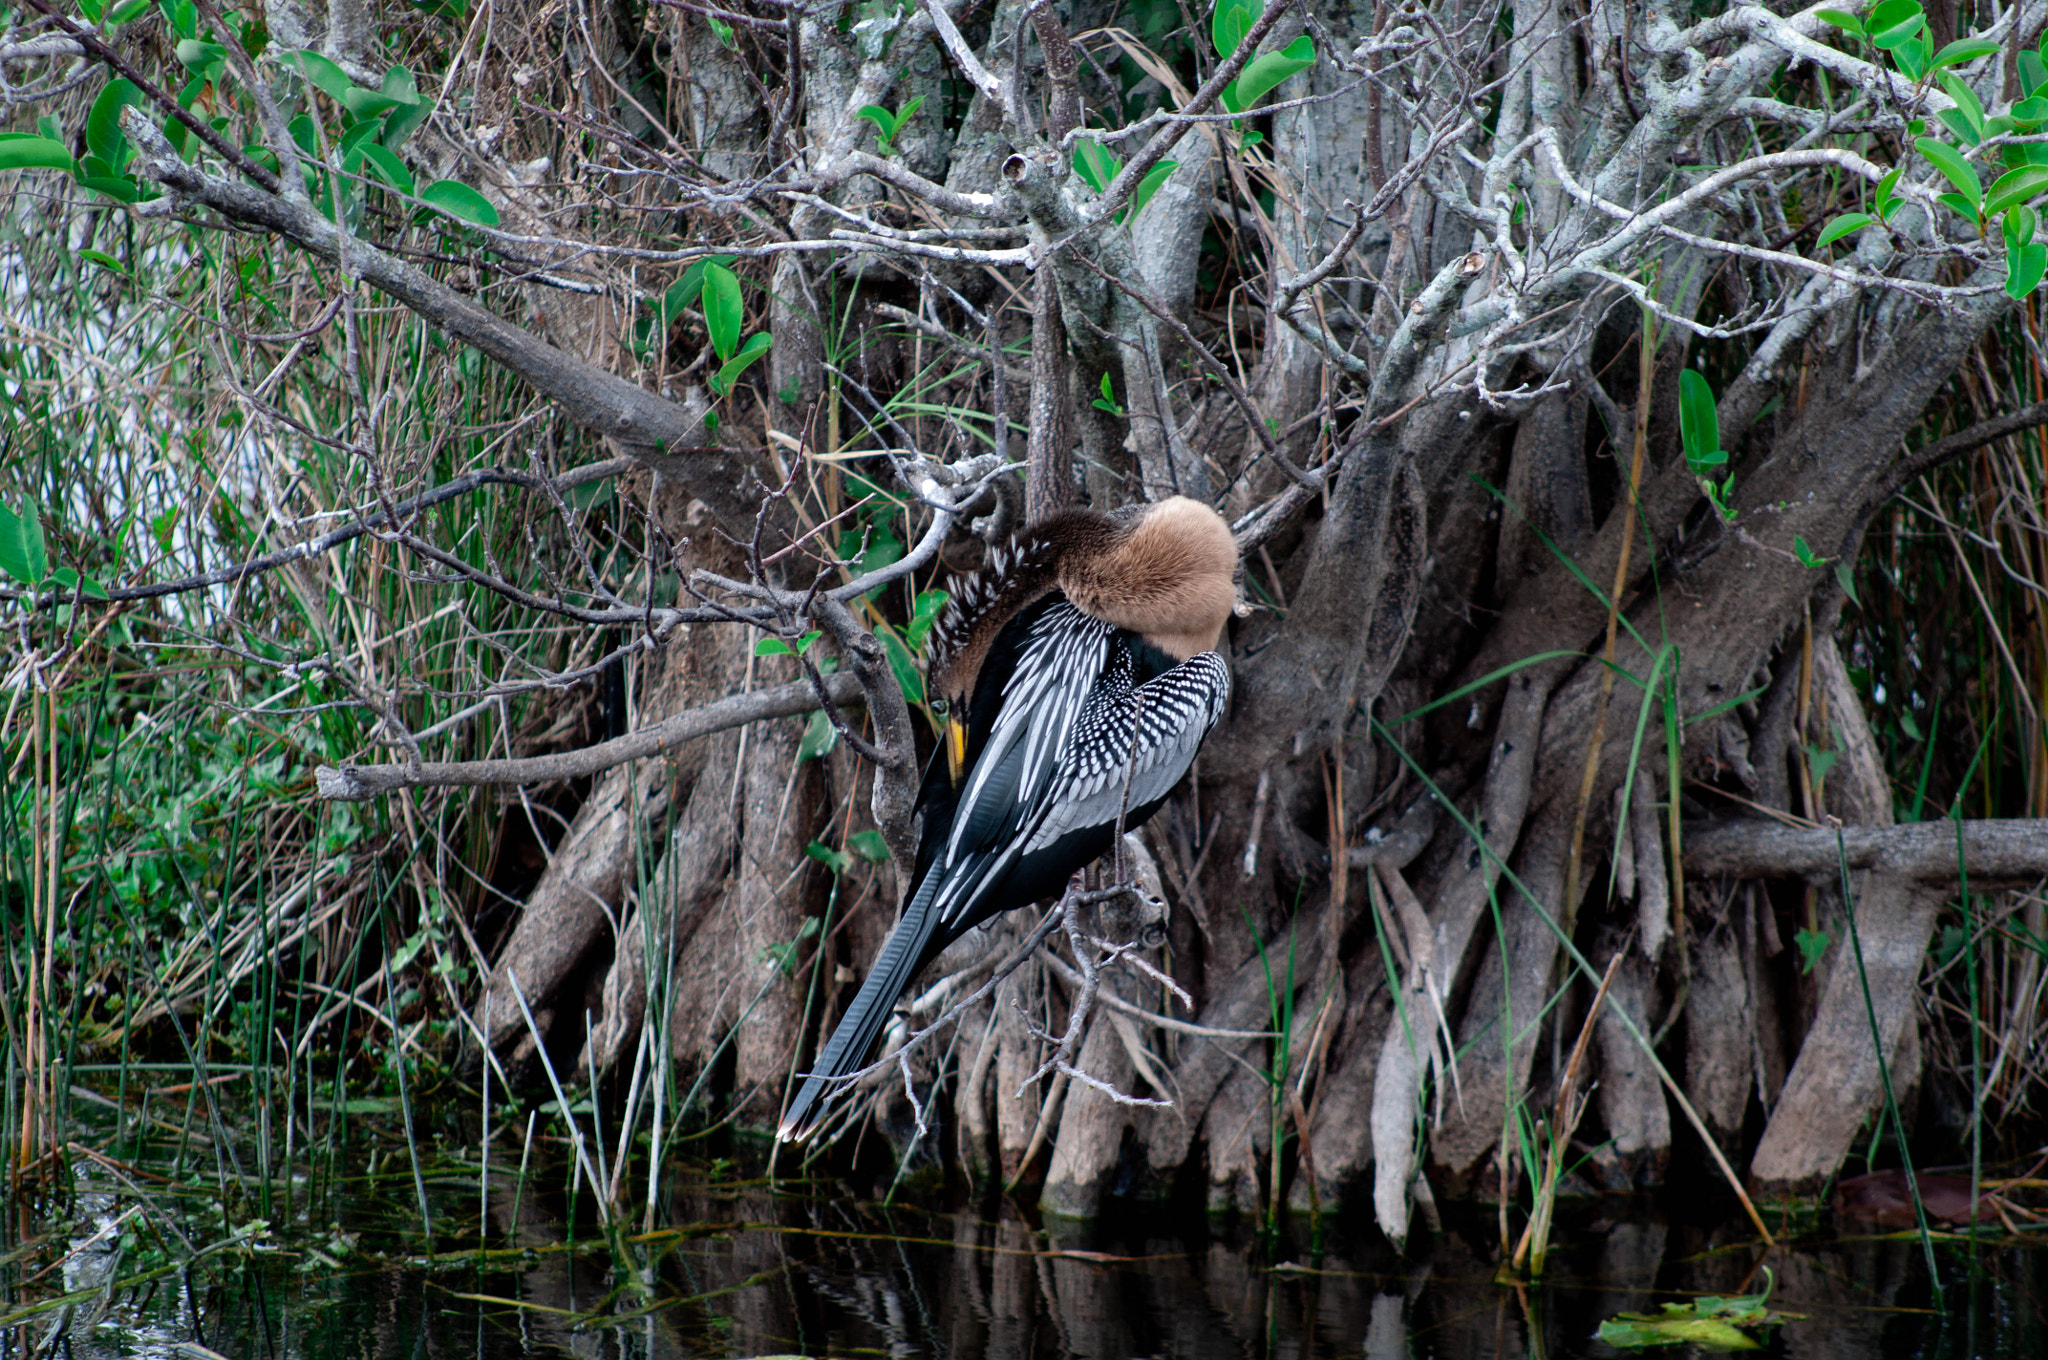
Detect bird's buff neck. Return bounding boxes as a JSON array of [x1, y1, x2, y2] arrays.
[[1058, 496, 1238, 660]]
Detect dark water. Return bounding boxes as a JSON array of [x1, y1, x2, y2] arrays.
[[12, 1148, 2047, 1360]]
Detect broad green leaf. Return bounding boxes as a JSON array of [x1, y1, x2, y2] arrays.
[[896, 94, 925, 130], [905, 588, 948, 650], [804, 840, 854, 875], [380, 65, 430, 149], [1598, 1316, 1760, 1350], [2012, 96, 2048, 128], [856, 104, 897, 142], [1813, 9, 1863, 37], [658, 254, 737, 322], [1930, 37, 2000, 70], [358, 142, 414, 195], [1835, 561, 1860, 605], [47, 567, 109, 600], [847, 829, 891, 863], [1935, 109, 1977, 147], [796, 709, 838, 761], [86, 78, 148, 167], [0, 503, 44, 587], [0, 136, 76, 173], [1232, 35, 1315, 109], [75, 175, 143, 203], [79, 248, 127, 273], [2024, 49, 2048, 99], [1072, 139, 1118, 193], [755, 629, 822, 657], [1936, 189, 1980, 221], [1793, 536, 1822, 569], [108, 0, 151, 23], [1678, 368, 1719, 466], [701, 262, 743, 363], [2007, 204, 2039, 250], [1986, 164, 2048, 217], [879, 628, 924, 705], [174, 38, 226, 79], [337, 118, 383, 157], [341, 87, 405, 119], [1916, 136, 1983, 206], [2006, 241, 2047, 297], [158, 0, 195, 40], [1211, 0, 1258, 59], [1868, 0, 1925, 50], [79, 0, 102, 23], [1815, 212, 1875, 247], [1937, 72, 1985, 143], [419, 178, 499, 225], [291, 50, 356, 102], [712, 331, 772, 396], [1125, 159, 1179, 222], [1893, 34, 1930, 79]]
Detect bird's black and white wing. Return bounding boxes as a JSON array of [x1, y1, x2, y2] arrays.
[[1021, 650, 1231, 856]]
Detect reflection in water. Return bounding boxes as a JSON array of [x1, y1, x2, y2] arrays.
[[28, 1158, 2048, 1359]]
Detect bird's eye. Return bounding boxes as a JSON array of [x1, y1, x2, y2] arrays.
[[931, 698, 950, 716]]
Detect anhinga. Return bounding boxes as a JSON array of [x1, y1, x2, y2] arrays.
[[778, 495, 1238, 1143]]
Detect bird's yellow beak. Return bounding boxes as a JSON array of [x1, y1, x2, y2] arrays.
[[945, 717, 969, 784]]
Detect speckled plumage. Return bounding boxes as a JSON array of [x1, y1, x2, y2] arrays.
[[777, 497, 1238, 1143]]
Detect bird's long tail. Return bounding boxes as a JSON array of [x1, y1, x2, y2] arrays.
[[777, 881, 941, 1143]]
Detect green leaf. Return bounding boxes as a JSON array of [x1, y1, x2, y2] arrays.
[[341, 87, 406, 119], [905, 588, 949, 650], [1793, 536, 1823, 569], [1678, 368, 1720, 467], [1917, 136, 1983, 206], [702, 262, 742, 363], [1936, 108, 1980, 146], [1211, 0, 1258, 60], [380, 66, 429, 149], [1795, 926, 1832, 975], [358, 142, 414, 195], [1867, 0, 1925, 50], [1072, 138, 1118, 194], [2006, 241, 2047, 297], [855, 103, 898, 145], [879, 628, 924, 705], [2007, 204, 2039, 250], [1232, 36, 1316, 110], [1930, 37, 2000, 71], [1937, 190, 1982, 221], [1937, 73, 1985, 143], [2024, 49, 2048, 100], [2012, 96, 2048, 129], [158, 0, 195, 40], [894, 94, 925, 135], [1815, 212, 1875, 247], [1835, 560, 1861, 605], [755, 629, 822, 657], [796, 708, 838, 761], [712, 331, 772, 396], [291, 49, 357, 102], [174, 38, 226, 80], [419, 178, 499, 225], [86, 78, 148, 168], [0, 136, 76, 174], [75, 176, 143, 203], [1598, 1316, 1760, 1350], [1813, 9, 1863, 37], [79, 248, 127, 274], [47, 567, 109, 600], [1900, 709, 1923, 741], [804, 840, 854, 875], [1986, 165, 2048, 217], [1125, 158, 1180, 222], [847, 829, 891, 863], [0, 502, 46, 587], [1893, 34, 1930, 80], [108, 0, 151, 24]]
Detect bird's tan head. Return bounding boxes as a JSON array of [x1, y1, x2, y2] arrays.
[[1060, 496, 1238, 660]]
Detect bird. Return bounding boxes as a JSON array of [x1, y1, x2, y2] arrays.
[[777, 495, 1239, 1142]]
